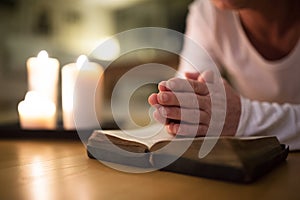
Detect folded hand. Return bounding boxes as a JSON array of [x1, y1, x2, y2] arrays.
[[148, 72, 241, 136]]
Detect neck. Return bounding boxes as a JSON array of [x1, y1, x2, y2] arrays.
[[238, 0, 299, 37], [237, 0, 299, 60]]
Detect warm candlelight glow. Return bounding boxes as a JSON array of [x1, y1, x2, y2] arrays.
[[92, 38, 120, 61], [18, 91, 56, 130], [26, 50, 60, 106], [76, 55, 88, 70], [62, 55, 104, 130], [37, 50, 49, 60], [19, 91, 56, 116]]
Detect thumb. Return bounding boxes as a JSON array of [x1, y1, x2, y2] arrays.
[[185, 72, 200, 80], [198, 70, 214, 84]]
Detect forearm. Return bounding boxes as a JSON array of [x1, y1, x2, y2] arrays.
[[236, 97, 300, 150]]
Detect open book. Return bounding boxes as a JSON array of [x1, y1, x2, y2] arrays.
[[87, 124, 288, 183]]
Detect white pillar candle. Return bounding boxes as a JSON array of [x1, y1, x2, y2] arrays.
[[26, 50, 59, 106], [18, 91, 56, 130], [62, 55, 104, 130]]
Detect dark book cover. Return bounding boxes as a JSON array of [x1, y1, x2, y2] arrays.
[[87, 128, 288, 183]]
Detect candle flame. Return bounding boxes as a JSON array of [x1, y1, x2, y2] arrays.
[[76, 55, 88, 70], [37, 50, 49, 60]]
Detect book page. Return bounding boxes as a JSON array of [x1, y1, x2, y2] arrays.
[[94, 124, 174, 148], [93, 123, 279, 149]]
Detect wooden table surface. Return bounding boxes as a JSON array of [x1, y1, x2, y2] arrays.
[[0, 138, 299, 200]]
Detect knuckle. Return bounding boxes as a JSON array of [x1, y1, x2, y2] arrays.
[[185, 94, 198, 108], [193, 82, 200, 93], [197, 125, 208, 136], [169, 107, 180, 120], [191, 109, 200, 123], [204, 96, 212, 113], [201, 111, 210, 124]]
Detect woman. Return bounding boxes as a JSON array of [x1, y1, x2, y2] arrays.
[[148, 0, 300, 150]]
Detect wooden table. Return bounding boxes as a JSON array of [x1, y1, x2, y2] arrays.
[[0, 138, 299, 200]]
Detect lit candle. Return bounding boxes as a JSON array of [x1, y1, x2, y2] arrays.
[[62, 55, 104, 130], [18, 91, 56, 130], [26, 50, 59, 105]]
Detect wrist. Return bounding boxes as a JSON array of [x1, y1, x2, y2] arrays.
[[235, 96, 251, 136]]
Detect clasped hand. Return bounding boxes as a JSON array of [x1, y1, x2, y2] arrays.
[[148, 72, 241, 136]]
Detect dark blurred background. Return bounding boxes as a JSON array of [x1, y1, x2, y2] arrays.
[[0, 0, 193, 124]]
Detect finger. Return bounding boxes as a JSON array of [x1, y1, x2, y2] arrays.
[[185, 72, 200, 80], [158, 106, 210, 125], [166, 122, 208, 137], [158, 81, 171, 91], [157, 91, 211, 110], [148, 93, 159, 106], [199, 70, 214, 84], [153, 109, 168, 124], [166, 77, 209, 95]]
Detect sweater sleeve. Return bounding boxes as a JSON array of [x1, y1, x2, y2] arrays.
[[178, 0, 223, 77], [236, 96, 300, 150]]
